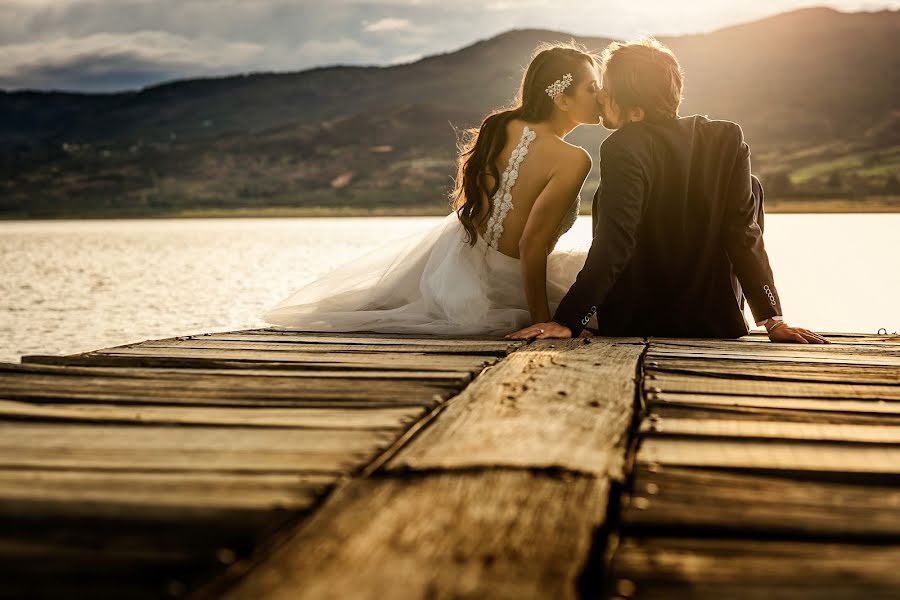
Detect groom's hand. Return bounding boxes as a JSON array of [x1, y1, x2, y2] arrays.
[[505, 321, 573, 340], [767, 323, 830, 344]]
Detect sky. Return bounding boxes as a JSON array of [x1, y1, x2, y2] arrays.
[[2, 0, 897, 92]]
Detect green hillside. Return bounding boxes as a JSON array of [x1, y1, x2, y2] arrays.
[[1, 7, 898, 218]]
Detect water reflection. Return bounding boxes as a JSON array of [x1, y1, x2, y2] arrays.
[[1, 214, 897, 362]]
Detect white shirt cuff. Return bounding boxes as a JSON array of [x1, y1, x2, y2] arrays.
[[756, 315, 784, 327]]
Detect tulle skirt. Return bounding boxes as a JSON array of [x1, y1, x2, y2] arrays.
[[262, 213, 589, 336]]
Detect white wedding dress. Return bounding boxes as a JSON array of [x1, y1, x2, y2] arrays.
[[262, 126, 590, 336]]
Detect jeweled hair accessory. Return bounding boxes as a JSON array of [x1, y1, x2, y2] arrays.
[[545, 73, 573, 98]]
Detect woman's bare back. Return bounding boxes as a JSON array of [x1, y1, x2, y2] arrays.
[[475, 119, 585, 258]]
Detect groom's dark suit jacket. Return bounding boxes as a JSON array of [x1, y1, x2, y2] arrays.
[[553, 114, 783, 338]]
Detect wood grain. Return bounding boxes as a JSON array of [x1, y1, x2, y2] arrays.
[[639, 417, 900, 443], [647, 357, 900, 384], [217, 470, 607, 600], [8, 360, 473, 382], [648, 403, 900, 426], [622, 465, 900, 538], [22, 353, 483, 375], [647, 344, 900, 366], [644, 372, 900, 400], [1, 370, 459, 407], [0, 422, 395, 472], [89, 347, 495, 370], [386, 338, 644, 477], [637, 437, 900, 474], [611, 536, 900, 600], [648, 391, 900, 415], [0, 469, 333, 522], [137, 338, 519, 356], [0, 398, 425, 429]]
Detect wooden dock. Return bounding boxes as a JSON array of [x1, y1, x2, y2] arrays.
[[3, 328, 899, 599]]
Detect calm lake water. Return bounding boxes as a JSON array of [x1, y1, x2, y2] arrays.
[[1, 214, 898, 363]]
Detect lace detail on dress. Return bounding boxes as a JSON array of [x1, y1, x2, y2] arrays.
[[550, 192, 581, 250], [484, 126, 537, 250]]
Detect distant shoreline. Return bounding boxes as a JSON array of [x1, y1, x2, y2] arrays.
[[3, 197, 899, 220]]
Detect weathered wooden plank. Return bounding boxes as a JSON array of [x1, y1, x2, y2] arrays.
[[1, 369, 460, 407], [647, 347, 900, 365], [622, 465, 900, 538], [7, 360, 473, 382], [386, 338, 644, 477], [639, 417, 900, 444], [139, 338, 519, 356], [22, 350, 484, 378], [91, 347, 495, 369], [610, 536, 900, 600], [255, 328, 520, 342], [0, 531, 199, 567], [0, 422, 393, 450], [0, 469, 333, 522], [648, 391, 900, 415], [0, 448, 356, 473], [655, 333, 900, 346], [215, 470, 607, 600], [637, 437, 900, 474], [741, 330, 900, 339], [645, 372, 900, 400], [648, 403, 900, 426], [646, 358, 900, 384], [1, 390, 442, 410], [0, 422, 394, 472], [0, 522, 225, 589], [199, 331, 523, 347], [651, 339, 900, 355], [0, 399, 424, 429], [0, 577, 175, 600]]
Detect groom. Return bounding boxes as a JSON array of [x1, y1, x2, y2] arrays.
[[509, 38, 827, 344]]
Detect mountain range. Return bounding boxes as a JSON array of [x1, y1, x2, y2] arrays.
[[1, 7, 898, 217]]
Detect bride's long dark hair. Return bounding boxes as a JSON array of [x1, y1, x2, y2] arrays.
[[451, 42, 598, 246]]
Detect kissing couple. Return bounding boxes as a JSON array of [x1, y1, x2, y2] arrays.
[[264, 38, 827, 344]]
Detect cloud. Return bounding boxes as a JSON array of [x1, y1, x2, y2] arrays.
[[1, 0, 896, 91], [0, 30, 262, 91], [291, 37, 381, 67], [390, 52, 424, 64], [363, 17, 413, 33]]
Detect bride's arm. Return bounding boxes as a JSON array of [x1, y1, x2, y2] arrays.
[[518, 150, 592, 324]]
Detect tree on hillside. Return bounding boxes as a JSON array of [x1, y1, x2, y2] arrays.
[[764, 171, 794, 197], [827, 172, 843, 189], [885, 174, 900, 195]]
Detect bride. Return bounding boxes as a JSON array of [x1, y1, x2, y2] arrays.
[[263, 43, 602, 336]]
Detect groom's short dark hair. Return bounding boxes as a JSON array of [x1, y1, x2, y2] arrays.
[[601, 38, 683, 121]]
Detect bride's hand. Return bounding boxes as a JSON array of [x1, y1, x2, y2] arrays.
[[505, 321, 573, 340]]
